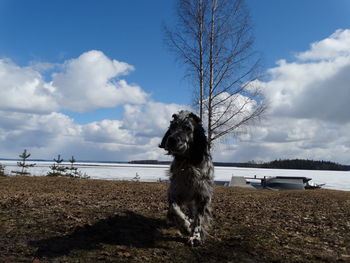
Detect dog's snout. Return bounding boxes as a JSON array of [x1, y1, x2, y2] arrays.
[[167, 136, 178, 148]]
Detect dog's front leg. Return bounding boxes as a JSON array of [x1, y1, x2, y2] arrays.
[[167, 202, 191, 235], [188, 197, 210, 246]]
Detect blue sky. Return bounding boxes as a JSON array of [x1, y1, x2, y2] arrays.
[[249, 0, 350, 66], [1, 0, 350, 163]]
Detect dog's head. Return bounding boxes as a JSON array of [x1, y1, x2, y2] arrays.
[[159, 111, 208, 163]]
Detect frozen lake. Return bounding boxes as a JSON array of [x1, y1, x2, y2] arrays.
[[2, 160, 350, 191]]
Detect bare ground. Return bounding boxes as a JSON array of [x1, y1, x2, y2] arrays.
[[0, 176, 350, 263]]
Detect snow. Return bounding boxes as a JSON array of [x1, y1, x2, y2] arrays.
[[2, 161, 350, 191]]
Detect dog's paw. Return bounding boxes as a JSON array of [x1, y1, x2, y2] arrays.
[[187, 225, 205, 247], [188, 234, 202, 247], [188, 227, 202, 247]]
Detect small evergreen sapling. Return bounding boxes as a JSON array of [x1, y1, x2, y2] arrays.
[[47, 154, 89, 179], [65, 156, 78, 177], [11, 149, 36, 176], [0, 163, 6, 177], [47, 154, 66, 177], [132, 172, 141, 182], [65, 156, 90, 179]]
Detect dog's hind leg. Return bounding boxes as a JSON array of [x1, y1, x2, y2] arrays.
[[167, 202, 191, 235]]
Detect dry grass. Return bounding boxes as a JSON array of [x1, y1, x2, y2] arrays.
[[0, 176, 350, 262]]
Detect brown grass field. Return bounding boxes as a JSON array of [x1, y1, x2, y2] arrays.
[[0, 176, 350, 262]]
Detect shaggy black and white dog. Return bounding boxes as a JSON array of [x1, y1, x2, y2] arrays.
[[159, 110, 214, 246]]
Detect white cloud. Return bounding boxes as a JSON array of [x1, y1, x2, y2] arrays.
[[297, 29, 350, 61], [0, 111, 79, 155], [261, 40, 350, 124], [212, 118, 350, 164], [122, 101, 191, 138], [0, 59, 58, 114], [81, 120, 135, 144], [0, 50, 148, 114], [52, 50, 148, 112]]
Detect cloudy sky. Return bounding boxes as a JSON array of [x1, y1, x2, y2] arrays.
[[0, 0, 350, 164]]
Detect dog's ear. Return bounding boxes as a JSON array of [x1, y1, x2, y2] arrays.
[[189, 112, 208, 163], [189, 112, 201, 125], [159, 114, 178, 149], [159, 128, 170, 149], [190, 123, 208, 164]]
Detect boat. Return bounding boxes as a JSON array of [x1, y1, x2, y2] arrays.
[[230, 176, 324, 190]]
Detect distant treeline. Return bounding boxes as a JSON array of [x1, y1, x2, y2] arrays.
[[129, 160, 170, 165], [229, 159, 350, 171], [130, 159, 350, 171]]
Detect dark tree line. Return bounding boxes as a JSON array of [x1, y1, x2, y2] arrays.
[[130, 159, 350, 171], [243, 159, 350, 171]]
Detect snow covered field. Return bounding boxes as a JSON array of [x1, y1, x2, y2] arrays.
[[2, 160, 350, 191]]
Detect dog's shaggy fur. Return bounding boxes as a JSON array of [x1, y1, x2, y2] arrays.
[[159, 110, 214, 246]]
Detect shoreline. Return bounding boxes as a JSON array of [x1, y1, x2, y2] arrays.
[[2, 161, 350, 191]]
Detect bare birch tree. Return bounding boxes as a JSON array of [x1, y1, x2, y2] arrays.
[[165, 0, 266, 149], [164, 0, 208, 120]]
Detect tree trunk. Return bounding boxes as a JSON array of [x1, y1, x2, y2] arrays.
[[199, 0, 204, 120], [207, 0, 217, 149]]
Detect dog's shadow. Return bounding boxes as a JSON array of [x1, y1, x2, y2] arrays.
[[29, 210, 179, 259]]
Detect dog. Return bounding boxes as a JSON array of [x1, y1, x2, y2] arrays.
[[159, 110, 214, 246]]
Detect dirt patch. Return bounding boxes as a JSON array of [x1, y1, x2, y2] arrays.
[[0, 176, 350, 262]]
